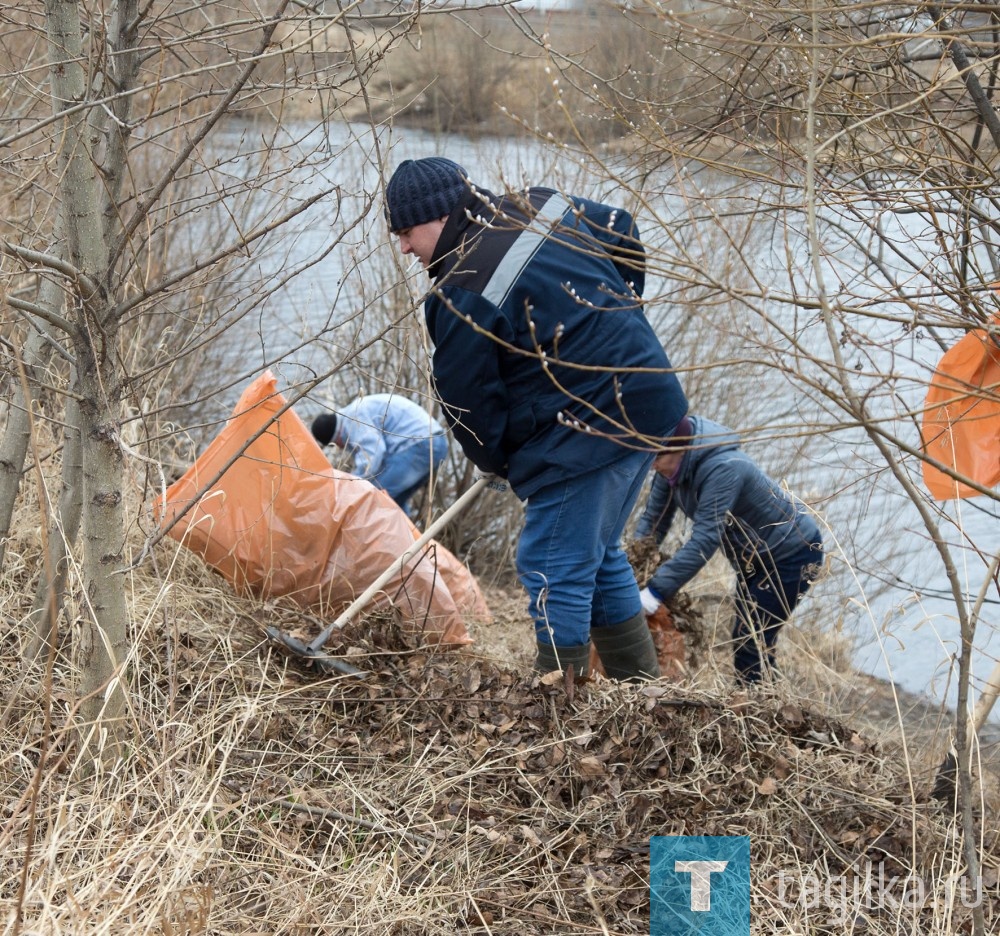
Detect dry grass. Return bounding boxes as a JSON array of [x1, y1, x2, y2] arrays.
[[2, 510, 998, 933]]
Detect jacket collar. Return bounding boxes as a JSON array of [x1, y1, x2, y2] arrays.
[[428, 187, 497, 280]]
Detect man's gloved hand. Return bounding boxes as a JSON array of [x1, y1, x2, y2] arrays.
[[473, 471, 509, 493], [639, 586, 662, 616]]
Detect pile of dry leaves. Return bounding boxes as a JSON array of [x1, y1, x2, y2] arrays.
[[223, 602, 997, 933], [1, 574, 997, 933]]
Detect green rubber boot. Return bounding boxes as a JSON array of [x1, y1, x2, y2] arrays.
[[534, 640, 592, 678], [590, 612, 661, 682]]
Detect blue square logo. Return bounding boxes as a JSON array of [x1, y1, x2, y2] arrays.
[[651, 835, 750, 935]]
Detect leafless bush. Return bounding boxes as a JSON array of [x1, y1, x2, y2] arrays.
[[3, 0, 1000, 928]]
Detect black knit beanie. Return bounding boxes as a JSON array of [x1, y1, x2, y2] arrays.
[[385, 157, 469, 233], [311, 413, 338, 447]]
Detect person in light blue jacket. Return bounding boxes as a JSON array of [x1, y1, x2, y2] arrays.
[[311, 394, 448, 518], [635, 415, 825, 683]]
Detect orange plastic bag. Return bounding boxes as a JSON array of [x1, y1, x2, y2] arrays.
[[158, 371, 489, 644], [646, 606, 687, 680], [921, 316, 1000, 500]]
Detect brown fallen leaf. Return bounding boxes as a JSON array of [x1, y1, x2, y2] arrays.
[[577, 756, 605, 778], [778, 704, 804, 728], [463, 666, 481, 694], [729, 691, 751, 714], [520, 825, 543, 847], [758, 776, 778, 795]]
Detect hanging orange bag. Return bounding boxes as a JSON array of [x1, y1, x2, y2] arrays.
[[158, 371, 488, 644], [921, 316, 1000, 500]]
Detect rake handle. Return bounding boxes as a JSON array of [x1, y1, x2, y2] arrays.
[[306, 475, 492, 652]]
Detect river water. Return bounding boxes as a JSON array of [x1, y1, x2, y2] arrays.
[[189, 119, 998, 718]]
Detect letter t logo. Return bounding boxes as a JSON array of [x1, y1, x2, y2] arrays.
[[650, 835, 749, 934], [674, 860, 729, 911]]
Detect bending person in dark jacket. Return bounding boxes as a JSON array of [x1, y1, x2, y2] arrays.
[[635, 416, 825, 683], [385, 156, 689, 681]]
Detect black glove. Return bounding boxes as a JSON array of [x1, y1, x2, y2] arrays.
[[311, 413, 338, 446]]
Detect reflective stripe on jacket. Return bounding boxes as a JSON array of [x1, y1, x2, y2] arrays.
[[424, 185, 688, 498]]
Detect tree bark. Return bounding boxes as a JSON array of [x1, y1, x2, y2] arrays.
[[45, 0, 128, 768], [0, 323, 54, 572]]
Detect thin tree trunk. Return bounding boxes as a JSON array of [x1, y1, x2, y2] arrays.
[[74, 347, 128, 766], [0, 322, 51, 570], [45, 0, 128, 769], [27, 392, 83, 662]]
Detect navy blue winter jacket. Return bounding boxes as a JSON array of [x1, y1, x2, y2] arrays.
[[635, 416, 824, 599], [424, 185, 688, 498]]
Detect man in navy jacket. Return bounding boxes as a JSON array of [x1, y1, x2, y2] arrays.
[[635, 415, 825, 682], [385, 156, 689, 681]]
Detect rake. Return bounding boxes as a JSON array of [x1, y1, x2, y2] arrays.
[[265, 475, 491, 677]]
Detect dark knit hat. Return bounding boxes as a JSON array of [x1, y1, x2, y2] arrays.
[[385, 157, 468, 233], [311, 413, 338, 447]]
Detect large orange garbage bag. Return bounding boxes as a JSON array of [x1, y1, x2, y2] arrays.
[[158, 371, 489, 644], [921, 316, 1000, 500]]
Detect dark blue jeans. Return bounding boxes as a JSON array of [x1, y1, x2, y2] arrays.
[[516, 448, 654, 648], [732, 537, 824, 682]]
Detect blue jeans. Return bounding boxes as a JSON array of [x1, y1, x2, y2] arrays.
[[373, 434, 448, 514], [732, 536, 824, 682], [516, 448, 654, 648]]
